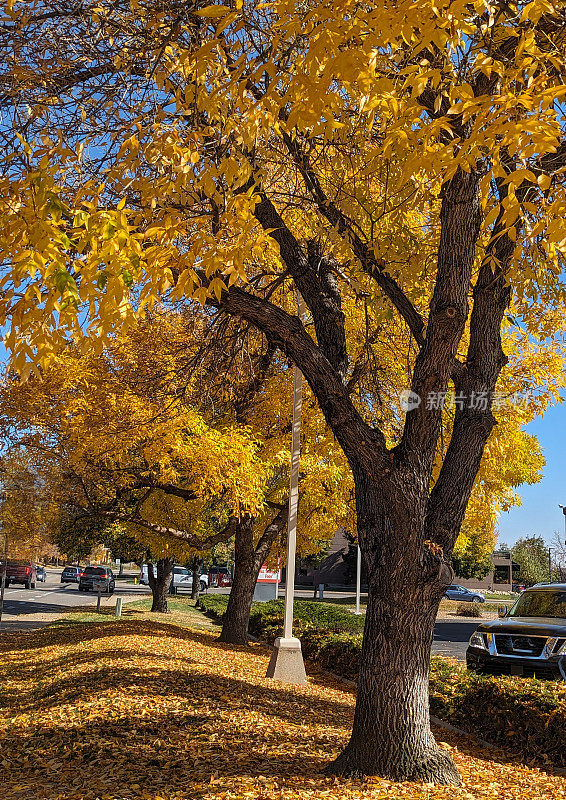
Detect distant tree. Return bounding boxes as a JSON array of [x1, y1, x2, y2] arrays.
[[550, 531, 566, 582], [512, 536, 556, 586], [53, 511, 106, 565], [451, 525, 493, 580]]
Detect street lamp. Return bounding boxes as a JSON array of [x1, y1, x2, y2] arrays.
[[559, 505, 566, 544], [266, 295, 307, 685], [355, 545, 362, 615]]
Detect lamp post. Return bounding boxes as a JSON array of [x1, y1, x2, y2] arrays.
[[355, 545, 362, 615], [559, 505, 566, 544], [266, 295, 307, 685]]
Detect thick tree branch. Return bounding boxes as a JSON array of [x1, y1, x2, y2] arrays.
[[399, 167, 485, 468], [94, 508, 237, 550], [281, 131, 426, 348], [425, 176, 519, 551], [247, 188, 350, 381], [211, 285, 387, 475], [253, 504, 288, 573]]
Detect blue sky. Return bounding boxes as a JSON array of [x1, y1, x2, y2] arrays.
[[497, 401, 566, 549]]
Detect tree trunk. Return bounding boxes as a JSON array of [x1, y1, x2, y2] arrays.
[[326, 472, 460, 784], [147, 557, 174, 613], [219, 506, 287, 645], [219, 517, 258, 645], [190, 556, 201, 601]]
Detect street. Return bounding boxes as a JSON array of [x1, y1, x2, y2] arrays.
[[0, 569, 150, 633], [0, 573, 475, 660]]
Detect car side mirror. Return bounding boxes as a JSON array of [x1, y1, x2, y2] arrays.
[[498, 605, 508, 618]]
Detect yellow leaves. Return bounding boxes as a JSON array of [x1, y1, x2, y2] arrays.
[[1, 620, 566, 800], [195, 4, 231, 16]]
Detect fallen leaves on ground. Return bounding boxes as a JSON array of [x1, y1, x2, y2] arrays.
[[0, 620, 564, 800]]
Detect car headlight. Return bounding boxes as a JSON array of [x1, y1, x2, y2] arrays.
[[469, 632, 487, 650]]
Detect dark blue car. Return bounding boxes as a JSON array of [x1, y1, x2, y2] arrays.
[[445, 584, 485, 603]]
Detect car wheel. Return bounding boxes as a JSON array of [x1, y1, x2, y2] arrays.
[[200, 580, 207, 593], [472, 597, 481, 604]]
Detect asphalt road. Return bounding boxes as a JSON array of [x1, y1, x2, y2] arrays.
[[432, 620, 477, 661], [0, 569, 150, 633], [0, 574, 477, 660]]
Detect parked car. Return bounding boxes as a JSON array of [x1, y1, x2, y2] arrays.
[[444, 584, 485, 603], [79, 566, 115, 594], [466, 582, 566, 679], [140, 564, 208, 593], [513, 583, 527, 593], [0, 560, 37, 589], [208, 566, 232, 588], [169, 566, 208, 594], [35, 565, 47, 582], [61, 566, 83, 583]]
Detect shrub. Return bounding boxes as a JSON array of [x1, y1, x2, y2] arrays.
[[455, 601, 483, 617]]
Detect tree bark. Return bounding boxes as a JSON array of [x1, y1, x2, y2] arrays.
[[326, 471, 460, 784], [190, 556, 201, 601], [147, 557, 174, 613], [219, 517, 257, 645], [219, 506, 287, 645]]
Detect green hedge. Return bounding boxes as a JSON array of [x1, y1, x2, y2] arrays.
[[198, 593, 566, 768]]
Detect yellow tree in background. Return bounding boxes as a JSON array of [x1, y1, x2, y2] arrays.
[[0, 452, 58, 562]]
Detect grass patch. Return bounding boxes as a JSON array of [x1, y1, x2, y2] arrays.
[[55, 595, 218, 632]]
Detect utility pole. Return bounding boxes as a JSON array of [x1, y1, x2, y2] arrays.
[[266, 294, 307, 685]]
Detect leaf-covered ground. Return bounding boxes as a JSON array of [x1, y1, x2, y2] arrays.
[[0, 618, 564, 800]]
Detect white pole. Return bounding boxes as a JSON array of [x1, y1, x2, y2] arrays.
[[265, 294, 306, 684], [275, 556, 280, 599], [355, 545, 362, 615], [282, 306, 303, 639]]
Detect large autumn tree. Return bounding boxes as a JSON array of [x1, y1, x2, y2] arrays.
[[2, 0, 566, 784]]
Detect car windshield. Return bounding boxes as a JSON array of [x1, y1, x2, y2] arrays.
[[84, 567, 107, 575], [509, 589, 566, 619]]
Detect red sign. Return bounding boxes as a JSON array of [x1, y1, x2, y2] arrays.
[[257, 563, 280, 583]]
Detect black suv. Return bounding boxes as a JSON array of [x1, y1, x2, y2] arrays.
[[79, 566, 115, 594], [466, 583, 566, 679]]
